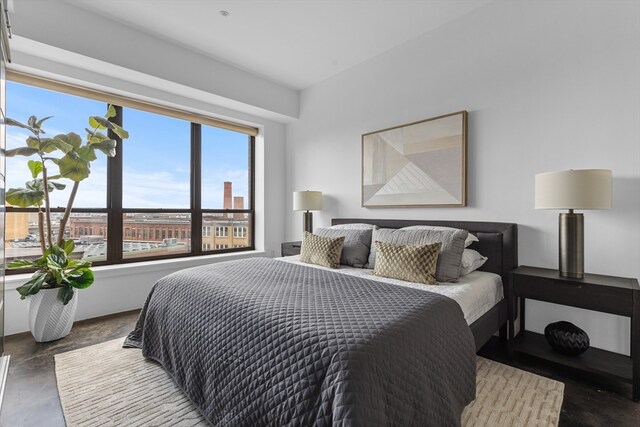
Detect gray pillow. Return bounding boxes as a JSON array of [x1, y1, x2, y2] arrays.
[[368, 226, 468, 282], [316, 228, 373, 268]]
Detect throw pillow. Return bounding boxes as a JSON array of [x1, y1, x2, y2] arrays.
[[465, 233, 479, 248], [460, 249, 488, 275], [300, 232, 345, 269], [373, 241, 441, 285]]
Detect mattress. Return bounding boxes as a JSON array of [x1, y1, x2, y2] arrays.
[[279, 255, 503, 325]]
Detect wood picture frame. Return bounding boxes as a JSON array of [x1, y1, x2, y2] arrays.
[[362, 111, 467, 208]]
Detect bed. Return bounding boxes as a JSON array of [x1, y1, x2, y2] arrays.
[[329, 218, 518, 351], [125, 218, 518, 426]]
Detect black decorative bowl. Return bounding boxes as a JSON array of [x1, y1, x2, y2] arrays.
[[544, 321, 590, 356]]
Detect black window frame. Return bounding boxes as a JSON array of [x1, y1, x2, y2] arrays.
[[5, 81, 256, 274]]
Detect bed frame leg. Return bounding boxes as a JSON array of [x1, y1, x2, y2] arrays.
[[499, 323, 508, 341]]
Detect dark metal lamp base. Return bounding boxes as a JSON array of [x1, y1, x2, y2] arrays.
[[303, 211, 313, 234], [559, 211, 584, 279]]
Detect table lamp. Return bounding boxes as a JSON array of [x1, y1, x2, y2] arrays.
[[293, 191, 323, 234], [535, 169, 612, 278]]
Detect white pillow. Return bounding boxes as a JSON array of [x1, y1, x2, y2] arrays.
[[465, 233, 479, 248], [329, 223, 378, 230], [460, 249, 487, 275]]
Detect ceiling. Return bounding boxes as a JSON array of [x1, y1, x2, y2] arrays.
[[66, 0, 491, 90]]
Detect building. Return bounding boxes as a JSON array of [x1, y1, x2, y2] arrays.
[[4, 210, 32, 241], [65, 181, 250, 257], [201, 181, 249, 250]]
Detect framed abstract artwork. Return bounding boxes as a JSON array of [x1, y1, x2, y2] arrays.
[[362, 111, 467, 207]]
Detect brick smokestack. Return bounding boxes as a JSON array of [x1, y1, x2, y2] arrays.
[[233, 196, 244, 219], [224, 181, 232, 210]]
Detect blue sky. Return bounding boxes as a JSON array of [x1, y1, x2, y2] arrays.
[[6, 81, 249, 209]]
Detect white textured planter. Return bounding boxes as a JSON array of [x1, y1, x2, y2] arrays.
[[28, 288, 78, 342]]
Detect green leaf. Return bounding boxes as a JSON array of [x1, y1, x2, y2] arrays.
[[6, 187, 45, 207], [3, 147, 39, 157], [51, 268, 64, 285], [27, 160, 43, 178], [106, 105, 117, 118], [55, 132, 82, 149], [88, 131, 109, 143], [58, 286, 74, 305], [7, 259, 39, 269], [27, 115, 37, 128], [47, 252, 68, 269], [25, 179, 62, 193], [35, 116, 53, 130], [76, 145, 97, 162], [67, 259, 91, 270], [67, 269, 94, 289], [26, 136, 40, 149], [57, 153, 90, 181], [91, 139, 117, 157], [41, 138, 73, 154], [110, 122, 129, 140], [89, 116, 112, 130], [25, 179, 41, 191], [49, 181, 66, 191], [62, 239, 75, 256], [45, 244, 66, 258], [5, 117, 34, 132], [16, 271, 48, 299]]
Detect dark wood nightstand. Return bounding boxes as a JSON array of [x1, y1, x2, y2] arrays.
[[509, 265, 639, 401], [281, 241, 302, 257]]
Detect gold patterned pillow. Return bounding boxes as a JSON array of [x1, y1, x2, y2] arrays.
[[373, 240, 441, 285], [300, 232, 345, 269]]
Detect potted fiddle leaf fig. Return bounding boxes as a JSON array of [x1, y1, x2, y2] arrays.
[[4, 106, 129, 342]]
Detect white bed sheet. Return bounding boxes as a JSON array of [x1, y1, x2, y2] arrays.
[[278, 255, 503, 325]]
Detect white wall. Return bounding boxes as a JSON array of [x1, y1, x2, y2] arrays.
[[286, 1, 640, 354], [8, 0, 299, 121]]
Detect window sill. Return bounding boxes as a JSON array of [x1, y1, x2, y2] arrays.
[[5, 250, 266, 291]]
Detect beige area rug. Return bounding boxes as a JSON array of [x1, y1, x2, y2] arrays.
[[55, 338, 564, 427]]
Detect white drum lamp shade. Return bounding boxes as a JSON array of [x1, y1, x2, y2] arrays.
[[535, 169, 612, 210], [293, 191, 323, 234], [534, 169, 612, 279], [293, 191, 323, 211]]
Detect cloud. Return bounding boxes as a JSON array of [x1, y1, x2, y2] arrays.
[[6, 130, 32, 149], [123, 170, 190, 208]]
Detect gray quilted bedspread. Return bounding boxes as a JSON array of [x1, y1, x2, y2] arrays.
[[124, 257, 476, 426]]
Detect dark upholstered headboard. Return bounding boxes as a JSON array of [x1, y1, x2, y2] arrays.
[[330, 218, 518, 284]]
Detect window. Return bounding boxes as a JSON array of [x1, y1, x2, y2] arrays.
[[233, 226, 247, 238], [5, 75, 255, 270], [215, 226, 228, 237]]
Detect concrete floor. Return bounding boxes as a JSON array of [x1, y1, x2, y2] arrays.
[[1, 310, 638, 426]]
